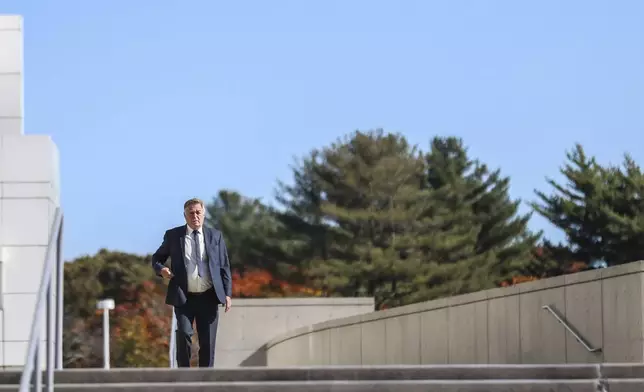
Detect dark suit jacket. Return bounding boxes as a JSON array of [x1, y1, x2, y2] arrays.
[[151, 225, 233, 307]]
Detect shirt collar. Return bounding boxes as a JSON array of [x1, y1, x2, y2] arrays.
[[186, 225, 203, 236]]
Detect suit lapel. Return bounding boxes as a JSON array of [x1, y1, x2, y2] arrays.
[[179, 225, 187, 258], [203, 226, 212, 260]]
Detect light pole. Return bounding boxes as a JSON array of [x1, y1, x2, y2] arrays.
[[96, 298, 115, 369]]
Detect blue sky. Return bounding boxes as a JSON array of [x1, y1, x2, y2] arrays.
[[2, 1, 643, 260]]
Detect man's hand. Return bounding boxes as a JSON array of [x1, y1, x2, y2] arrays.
[[160, 267, 173, 279], [225, 296, 232, 312]]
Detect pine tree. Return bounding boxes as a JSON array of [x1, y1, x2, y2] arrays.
[[307, 130, 431, 308], [605, 155, 644, 263], [278, 130, 483, 308], [207, 190, 290, 276], [274, 153, 333, 283], [532, 144, 644, 266], [425, 137, 542, 284]]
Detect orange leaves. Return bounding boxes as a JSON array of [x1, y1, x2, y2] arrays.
[[232, 268, 323, 298], [109, 282, 172, 367], [567, 261, 587, 273], [112, 312, 168, 367], [499, 260, 589, 288], [232, 269, 273, 297], [499, 275, 540, 287]]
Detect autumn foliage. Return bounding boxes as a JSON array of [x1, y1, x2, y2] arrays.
[[499, 275, 540, 287], [110, 281, 172, 367], [499, 261, 588, 288], [232, 268, 323, 298]]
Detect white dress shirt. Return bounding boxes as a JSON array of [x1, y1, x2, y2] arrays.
[[184, 226, 213, 293]]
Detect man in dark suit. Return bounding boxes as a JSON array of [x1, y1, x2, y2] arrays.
[[151, 198, 233, 367]]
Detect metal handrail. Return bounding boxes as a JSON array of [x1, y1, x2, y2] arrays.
[[542, 305, 602, 353], [169, 310, 177, 368], [18, 208, 64, 392]]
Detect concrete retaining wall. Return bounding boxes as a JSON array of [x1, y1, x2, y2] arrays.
[[265, 261, 644, 366], [216, 297, 374, 366]]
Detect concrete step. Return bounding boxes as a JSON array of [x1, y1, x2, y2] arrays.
[[0, 379, 642, 392], [0, 364, 642, 384]]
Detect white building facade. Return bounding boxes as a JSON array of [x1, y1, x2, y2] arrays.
[[0, 15, 61, 368]]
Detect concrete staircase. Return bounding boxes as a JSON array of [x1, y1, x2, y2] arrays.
[[0, 364, 643, 391]]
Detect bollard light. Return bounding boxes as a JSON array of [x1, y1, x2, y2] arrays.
[[96, 298, 115, 369]]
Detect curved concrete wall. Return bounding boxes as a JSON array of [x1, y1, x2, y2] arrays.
[[217, 297, 374, 366], [266, 261, 644, 366]]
